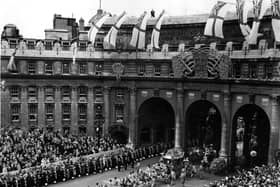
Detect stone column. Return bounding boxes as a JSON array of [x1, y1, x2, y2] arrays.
[[103, 87, 110, 136], [53, 61, 61, 75], [219, 91, 232, 158], [1, 86, 10, 129], [71, 87, 78, 134], [175, 87, 184, 149], [19, 60, 28, 74], [54, 87, 62, 131], [87, 87, 94, 136], [128, 88, 137, 148], [21, 87, 28, 130], [38, 87, 45, 129], [269, 95, 280, 162], [37, 61, 45, 75]]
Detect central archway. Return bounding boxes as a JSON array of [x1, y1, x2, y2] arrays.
[[232, 104, 270, 167], [137, 97, 175, 146], [185, 100, 222, 152]]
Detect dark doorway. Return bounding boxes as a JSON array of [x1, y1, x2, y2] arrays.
[[109, 125, 128, 144], [137, 97, 175, 146], [185, 100, 222, 152], [232, 104, 270, 167]]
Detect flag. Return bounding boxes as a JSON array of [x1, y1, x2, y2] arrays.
[[204, 1, 230, 38], [103, 11, 127, 49], [272, 0, 280, 42], [236, 0, 252, 39], [130, 11, 149, 49], [150, 10, 165, 49], [88, 12, 110, 45], [248, 0, 271, 44], [72, 41, 78, 64], [7, 48, 17, 72]]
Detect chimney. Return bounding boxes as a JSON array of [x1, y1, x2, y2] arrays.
[[79, 17, 84, 31]]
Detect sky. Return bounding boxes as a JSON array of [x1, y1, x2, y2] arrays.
[[0, 0, 236, 39]]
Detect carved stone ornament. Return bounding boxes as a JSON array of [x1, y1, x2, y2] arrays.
[[172, 46, 230, 79], [112, 63, 124, 80]]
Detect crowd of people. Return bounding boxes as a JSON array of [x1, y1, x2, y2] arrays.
[[0, 129, 122, 173], [0, 128, 171, 187], [209, 163, 280, 187], [104, 162, 171, 186]]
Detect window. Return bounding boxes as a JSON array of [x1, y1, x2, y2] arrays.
[[45, 62, 53, 74], [28, 87, 37, 98], [154, 64, 161, 76], [264, 63, 273, 79], [45, 87, 54, 99], [62, 41, 70, 50], [45, 103, 54, 121], [28, 104, 37, 121], [116, 89, 124, 100], [9, 39, 17, 49], [115, 105, 124, 123], [45, 41, 53, 50], [138, 64, 145, 75], [233, 63, 241, 78], [11, 104, 20, 122], [95, 104, 103, 117], [10, 86, 20, 98], [62, 63, 70, 74], [78, 104, 87, 121], [79, 42, 87, 51], [95, 87, 103, 100], [78, 86, 87, 98], [62, 87, 71, 98], [28, 62, 36, 74], [27, 41, 35, 49], [62, 103, 71, 120], [95, 63, 103, 75], [79, 63, 87, 74], [249, 63, 258, 78]]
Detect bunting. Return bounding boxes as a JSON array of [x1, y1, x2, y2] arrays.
[[7, 48, 17, 72], [272, 0, 280, 42], [248, 0, 271, 44], [88, 12, 110, 45], [236, 0, 252, 40], [129, 11, 149, 50], [150, 10, 165, 49], [204, 1, 231, 38], [103, 11, 127, 49]]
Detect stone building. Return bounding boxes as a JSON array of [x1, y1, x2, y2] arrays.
[[1, 10, 280, 166]]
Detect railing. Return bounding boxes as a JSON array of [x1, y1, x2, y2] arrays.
[[1, 39, 280, 60]]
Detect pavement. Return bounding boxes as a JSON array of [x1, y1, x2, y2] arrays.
[[49, 157, 222, 187]]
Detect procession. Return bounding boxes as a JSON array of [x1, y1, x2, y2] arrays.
[[1, 0, 280, 186]]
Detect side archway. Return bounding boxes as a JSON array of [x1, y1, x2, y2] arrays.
[[232, 104, 270, 167], [185, 100, 222, 152], [137, 97, 175, 146]]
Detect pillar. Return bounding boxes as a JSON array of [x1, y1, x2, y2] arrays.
[[103, 86, 110, 136], [1, 86, 10, 129], [19, 60, 27, 74], [128, 88, 137, 147], [37, 61, 45, 75], [53, 61, 61, 75], [21, 87, 28, 130], [54, 87, 62, 131], [219, 91, 232, 159], [175, 87, 184, 149], [71, 87, 78, 134], [87, 87, 94, 135], [270, 95, 280, 162], [38, 87, 45, 129]]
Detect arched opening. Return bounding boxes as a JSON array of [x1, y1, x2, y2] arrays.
[[137, 97, 175, 146], [109, 125, 128, 144], [185, 100, 222, 152], [232, 104, 270, 167]]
